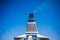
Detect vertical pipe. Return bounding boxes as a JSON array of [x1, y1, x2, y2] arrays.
[[28, 35, 33, 40]]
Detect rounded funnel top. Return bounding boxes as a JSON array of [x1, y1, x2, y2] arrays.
[[29, 13, 34, 18], [28, 13, 35, 22]]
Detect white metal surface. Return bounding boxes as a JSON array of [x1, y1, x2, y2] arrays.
[[28, 35, 33, 40], [37, 34, 49, 38], [15, 34, 26, 38]]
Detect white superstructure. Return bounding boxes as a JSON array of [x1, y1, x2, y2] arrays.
[[14, 13, 50, 40]]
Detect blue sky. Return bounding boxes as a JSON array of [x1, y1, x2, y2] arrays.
[[0, 0, 60, 40]]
